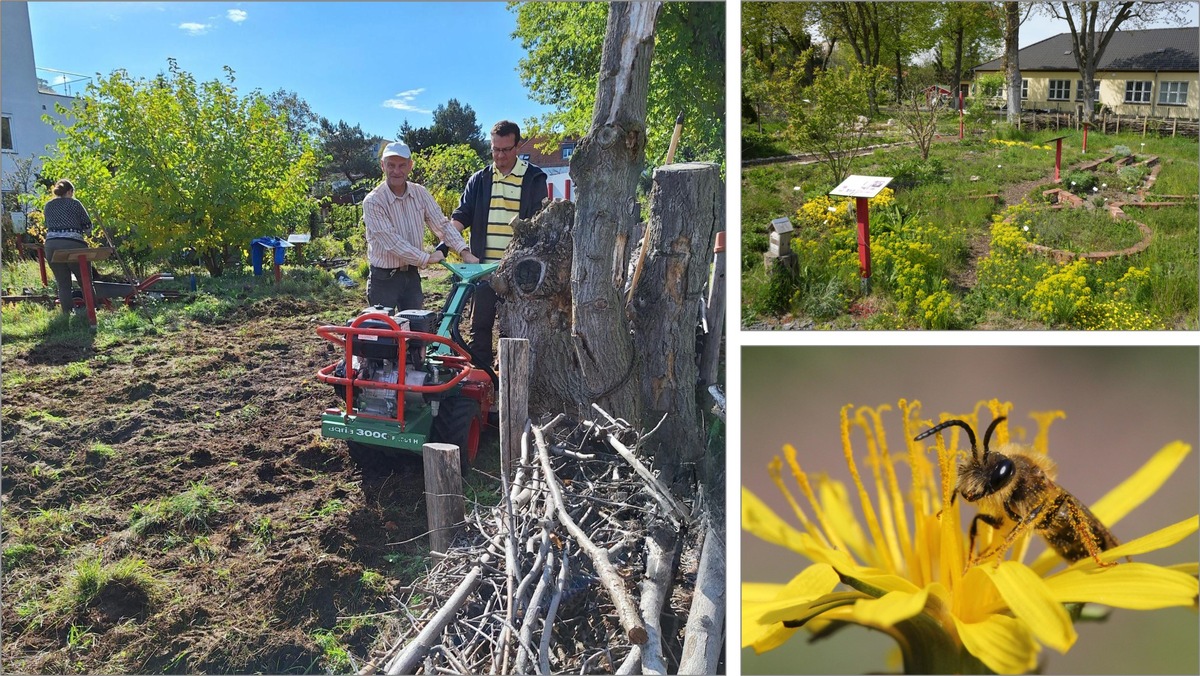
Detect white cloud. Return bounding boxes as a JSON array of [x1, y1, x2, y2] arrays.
[[382, 88, 431, 113], [179, 22, 211, 35], [227, 9, 247, 23]]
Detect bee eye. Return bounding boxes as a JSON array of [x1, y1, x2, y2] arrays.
[[988, 458, 1015, 492]]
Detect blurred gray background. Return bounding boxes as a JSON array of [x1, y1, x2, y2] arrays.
[[742, 346, 1199, 675]]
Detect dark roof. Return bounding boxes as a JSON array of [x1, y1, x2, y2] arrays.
[[974, 27, 1198, 73], [515, 136, 577, 169]]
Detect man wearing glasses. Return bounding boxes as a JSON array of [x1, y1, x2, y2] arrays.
[[451, 120, 549, 369]]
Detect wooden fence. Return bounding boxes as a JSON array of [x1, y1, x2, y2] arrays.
[[1006, 110, 1199, 139]]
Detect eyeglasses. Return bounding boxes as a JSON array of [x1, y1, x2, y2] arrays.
[[492, 144, 517, 154]]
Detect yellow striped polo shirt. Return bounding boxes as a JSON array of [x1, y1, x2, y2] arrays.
[[484, 159, 528, 262]]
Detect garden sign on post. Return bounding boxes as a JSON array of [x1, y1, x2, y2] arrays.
[[829, 175, 893, 295]]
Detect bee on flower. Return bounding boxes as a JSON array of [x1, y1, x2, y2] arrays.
[[743, 399, 1198, 674]]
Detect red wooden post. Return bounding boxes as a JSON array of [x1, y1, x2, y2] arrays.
[[36, 246, 48, 286], [75, 252, 98, 327], [274, 256, 282, 285], [856, 196, 871, 290], [959, 91, 964, 140], [1054, 138, 1063, 182], [547, 183, 555, 200], [565, 179, 572, 201], [1082, 125, 1089, 154]]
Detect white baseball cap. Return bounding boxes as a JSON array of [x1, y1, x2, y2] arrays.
[[381, 141, 411, 159]]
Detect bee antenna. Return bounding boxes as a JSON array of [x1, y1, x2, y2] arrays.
[[914, 419, 979, 460], [982, 416, 1007, 461]]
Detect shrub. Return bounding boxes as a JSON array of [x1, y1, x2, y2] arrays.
[[1117, 164, 1149, 190], [1064, 170, 1098, 195], [752, 265, 798, 316], [1111, 145, 1133, 157], [1027, 258, 1091, 325], [882, 157, 947, 190]]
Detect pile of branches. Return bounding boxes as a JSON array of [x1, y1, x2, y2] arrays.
[[361, 407, 725, 675]]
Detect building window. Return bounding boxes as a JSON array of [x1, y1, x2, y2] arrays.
[[1, 116, 13, 151], [1124, 80, 1153, 104], [561, 144, 575, 161], [1020, 79, 1029, 100], [518, 153, 531, 161], [1048, 80, 1071, 101], [1075, 80, 1100, 101], [1159, 81, 1190, 106]]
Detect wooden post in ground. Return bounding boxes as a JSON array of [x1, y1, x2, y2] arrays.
[[422, 442, 464, 554], [498, 338, 530, 478]]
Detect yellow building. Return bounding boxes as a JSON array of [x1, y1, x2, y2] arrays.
[[972, 27, 1198, 119]]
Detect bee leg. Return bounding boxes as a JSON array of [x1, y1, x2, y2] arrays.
[[967, 513, 1005, 568], [976, 497, 1052, 567], [1063, 496, 1118, 568]]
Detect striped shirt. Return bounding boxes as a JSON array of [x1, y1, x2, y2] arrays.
[[483, 159, 528, 262], [42, 196, 92, 240], [363, 180, 468, 269]]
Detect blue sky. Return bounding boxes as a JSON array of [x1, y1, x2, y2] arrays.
[[28, 2, 554, 141]]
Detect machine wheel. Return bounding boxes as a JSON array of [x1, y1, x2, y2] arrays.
[[431, 396, 481, 474]]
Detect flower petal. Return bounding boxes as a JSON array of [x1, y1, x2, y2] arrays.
[[742, 486, 812, 556], [749, 564, 842, 624], [818, 476, 871, 562], [952, 613, 1040, 675], [847, 587, 930, 626], [1044, 562, 1200, 609], [979, 561, 1077, 653], [1090, 441, 1191, 526]]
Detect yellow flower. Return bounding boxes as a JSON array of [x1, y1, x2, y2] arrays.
[[743, 399, 1198, 674]]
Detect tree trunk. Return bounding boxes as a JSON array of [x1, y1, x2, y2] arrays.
[[1004, 2, 1022, 124], [568, 1, 662, 423], [492, 200, 586, 417], [631, 163, 721, 478]]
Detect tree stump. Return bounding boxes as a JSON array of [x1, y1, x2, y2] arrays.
[[492, 200, 586, 416], [631, 162, 721, 476]]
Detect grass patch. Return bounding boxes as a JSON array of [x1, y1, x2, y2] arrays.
[[87, 442, 117, 463], [306, 498, 347, 521], [129, 482, 223, 536], [3, 543, 39, 569], [49, 555, 160, 618], [1027, 208, 1145, 253], [311, 628, 353, 674]]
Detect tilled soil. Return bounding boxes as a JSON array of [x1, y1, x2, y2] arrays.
[[1, 288, 485, 673]]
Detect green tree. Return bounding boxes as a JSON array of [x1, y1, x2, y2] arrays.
[[410, 144, 486, 215], [42, 60, 319, 276], [742, 2, 819, 128], [398, 99, 487, 158], [932, 2, 1002, 104], [511, 1, 724, 166], [786, 61, 888, 185], [319, 118, 385, 184]]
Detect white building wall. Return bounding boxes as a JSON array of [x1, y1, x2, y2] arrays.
[[544, 166, 575, 202], [1, 1, 75, 192]]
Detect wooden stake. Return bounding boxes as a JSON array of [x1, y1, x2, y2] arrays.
[[498, 338, 530, 478], [422, 442, 464, 554]]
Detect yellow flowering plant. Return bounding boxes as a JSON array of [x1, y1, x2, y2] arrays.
[[743, 399, 1198, 674]]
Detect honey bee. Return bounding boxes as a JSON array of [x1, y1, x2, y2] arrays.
[[915, 416, 1120, 568]]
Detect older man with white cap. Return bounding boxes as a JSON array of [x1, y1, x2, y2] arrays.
[[362, 141, 478, 311]]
